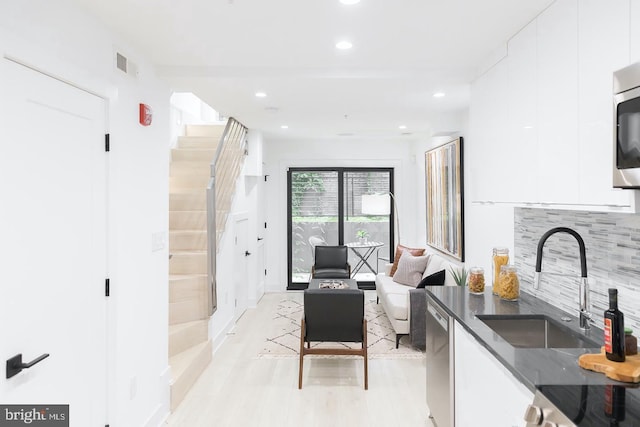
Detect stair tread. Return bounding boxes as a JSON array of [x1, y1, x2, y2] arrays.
[[170, 340, 211, 380], [171, 250, 207, 255], [169, 273, 207, 280], [169, 319, 208, 335]]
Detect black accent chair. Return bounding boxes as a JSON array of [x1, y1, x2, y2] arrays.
[[311, 245, 351, 279], [298, 288, 368, 389]]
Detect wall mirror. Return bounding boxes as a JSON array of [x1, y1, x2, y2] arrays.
[[425, 137, 464, 261]]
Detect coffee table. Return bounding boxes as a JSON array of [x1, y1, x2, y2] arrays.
[[308, 278, 357, 290]]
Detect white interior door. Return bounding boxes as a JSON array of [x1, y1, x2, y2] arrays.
[[234, 217, 249, 321], [0, 58, 107, 425]]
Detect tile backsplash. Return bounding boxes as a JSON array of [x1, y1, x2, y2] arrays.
[[515, 208, 640, 336]]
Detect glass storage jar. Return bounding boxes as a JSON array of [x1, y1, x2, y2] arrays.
[[468, 267, 485, 294], [498, 265, 520, 301], [492, 247, 509, 295]]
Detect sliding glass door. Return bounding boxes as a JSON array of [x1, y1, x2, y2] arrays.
[[287, 168, 393, 289]]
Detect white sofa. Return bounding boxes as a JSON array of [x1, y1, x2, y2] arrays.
[[375, 249, 459, 348]]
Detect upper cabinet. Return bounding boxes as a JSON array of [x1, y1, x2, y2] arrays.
[[537, 0, 579, 204], [578, 0, 630, 207], [470, 0, 633, 209], [507, 19, 538, 203]]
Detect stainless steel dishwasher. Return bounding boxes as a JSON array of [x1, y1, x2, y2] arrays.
[[426, 298, 454, 427]]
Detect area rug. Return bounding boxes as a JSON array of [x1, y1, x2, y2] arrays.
[[257, 293, 424, 359]]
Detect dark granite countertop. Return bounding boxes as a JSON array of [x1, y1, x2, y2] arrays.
[[425, 286, 640, 426]]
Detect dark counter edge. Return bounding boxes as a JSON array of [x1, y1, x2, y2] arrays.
[[424, 285, 614, 394]]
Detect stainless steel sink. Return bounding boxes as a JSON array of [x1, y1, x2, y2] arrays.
[[476, 314, 600, 349]]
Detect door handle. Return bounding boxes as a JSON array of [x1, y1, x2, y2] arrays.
[[6, 353, 50, 379], [245, 251, 251, 256], [257, 237, 264, 241]]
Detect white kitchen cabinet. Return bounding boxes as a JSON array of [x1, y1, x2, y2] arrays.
[[536, 0, 580, 205], [468, 57, 509, 202], [454, 321, 533, 427], [578, 0, 631, 208], [507, 19, 538, 203], [470, 0, 635, 210], [631, 0, 640, 63]]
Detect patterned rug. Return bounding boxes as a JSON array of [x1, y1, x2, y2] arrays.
[[257, 293, 424, 359]]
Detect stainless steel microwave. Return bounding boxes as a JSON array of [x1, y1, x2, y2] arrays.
[[614, 61, 640, 188]]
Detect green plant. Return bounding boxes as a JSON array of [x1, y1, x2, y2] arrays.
[[449, 266, 468, 287], [356, 229, 369, 239]]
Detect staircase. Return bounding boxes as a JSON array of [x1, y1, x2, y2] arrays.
[[168, 124, 224, 410]]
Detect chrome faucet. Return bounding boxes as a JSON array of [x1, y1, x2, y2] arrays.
[[533, 227, 591, 330]]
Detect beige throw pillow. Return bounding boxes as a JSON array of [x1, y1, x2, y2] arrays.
[[389, 244, 426, 276], [392, 251, 430, 287]]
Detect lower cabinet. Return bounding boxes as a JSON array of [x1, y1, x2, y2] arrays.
[[454, 321, 533, 426]]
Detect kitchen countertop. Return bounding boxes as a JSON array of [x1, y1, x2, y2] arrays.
[[425, 286, 640, 426]]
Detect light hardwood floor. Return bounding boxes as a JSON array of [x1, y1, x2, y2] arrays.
[[166, 291, 433, 427]]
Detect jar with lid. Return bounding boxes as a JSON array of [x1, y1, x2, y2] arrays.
[[468, 267, 485, 294], [492, 247, 509, 295], [498, 265, 519, 301], [625, 328, 638, 355]]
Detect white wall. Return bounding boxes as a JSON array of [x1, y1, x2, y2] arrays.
[[208, 131, 263, 348], [0, 1, 170, 425], [262, 138, 420, 291], [412, 110, 469, 258]]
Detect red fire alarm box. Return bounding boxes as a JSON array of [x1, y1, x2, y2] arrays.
[[139, 103, 152, 126]]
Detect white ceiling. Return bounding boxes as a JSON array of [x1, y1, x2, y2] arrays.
[[71, 0, 554, 141]]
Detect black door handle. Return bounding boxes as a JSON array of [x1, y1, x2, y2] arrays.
[[6, 353, 50, 379], [245, 251, 251, 256], [257, 237, 264, 241]]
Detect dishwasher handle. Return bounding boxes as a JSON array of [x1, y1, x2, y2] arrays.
[[427, 301, 449, 331]]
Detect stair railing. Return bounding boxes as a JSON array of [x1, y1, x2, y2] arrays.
[[206, 117, 248, 316]]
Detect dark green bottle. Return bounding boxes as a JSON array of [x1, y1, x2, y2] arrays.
[[604, 288, 625, 362]]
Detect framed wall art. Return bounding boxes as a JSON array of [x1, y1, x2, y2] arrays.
[[425, 137, 464, 261]]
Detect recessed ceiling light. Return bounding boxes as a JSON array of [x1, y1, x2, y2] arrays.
[[340, 0, 361, 4], [255, 92, 267, 98], [336, 40, 353, 50], [433, 92, 445, 98], [281, 125, 289, 129], [399, 125, 407, 129]]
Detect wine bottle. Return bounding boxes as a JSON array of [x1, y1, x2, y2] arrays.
[[604, 288, 625, 362]]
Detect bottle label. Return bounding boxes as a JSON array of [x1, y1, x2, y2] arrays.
[[605, 318, 613, 353], [605, 384, 613, 416]]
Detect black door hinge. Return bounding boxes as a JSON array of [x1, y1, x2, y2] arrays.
[[264, 222, 267, 229], [105, 134, 110, 152], [105, 278, 110, 297], [265, 269, 267, 276]]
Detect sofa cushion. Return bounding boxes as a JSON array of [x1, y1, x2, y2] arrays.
[[390, 244, 425, 276], [392, 251, 429, 287], [384, 290, 410, 321], [416, 269, 445, 289]]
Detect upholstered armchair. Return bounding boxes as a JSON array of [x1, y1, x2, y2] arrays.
[[298, 288, 368, 389], [311, 245, 351, 279]]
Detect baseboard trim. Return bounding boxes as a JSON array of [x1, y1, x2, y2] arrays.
[[143, 403, 165, 427], [209, 316, 234, 354]]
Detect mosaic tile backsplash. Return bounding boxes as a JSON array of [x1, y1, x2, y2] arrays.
[[514, 208, 640, 337]]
